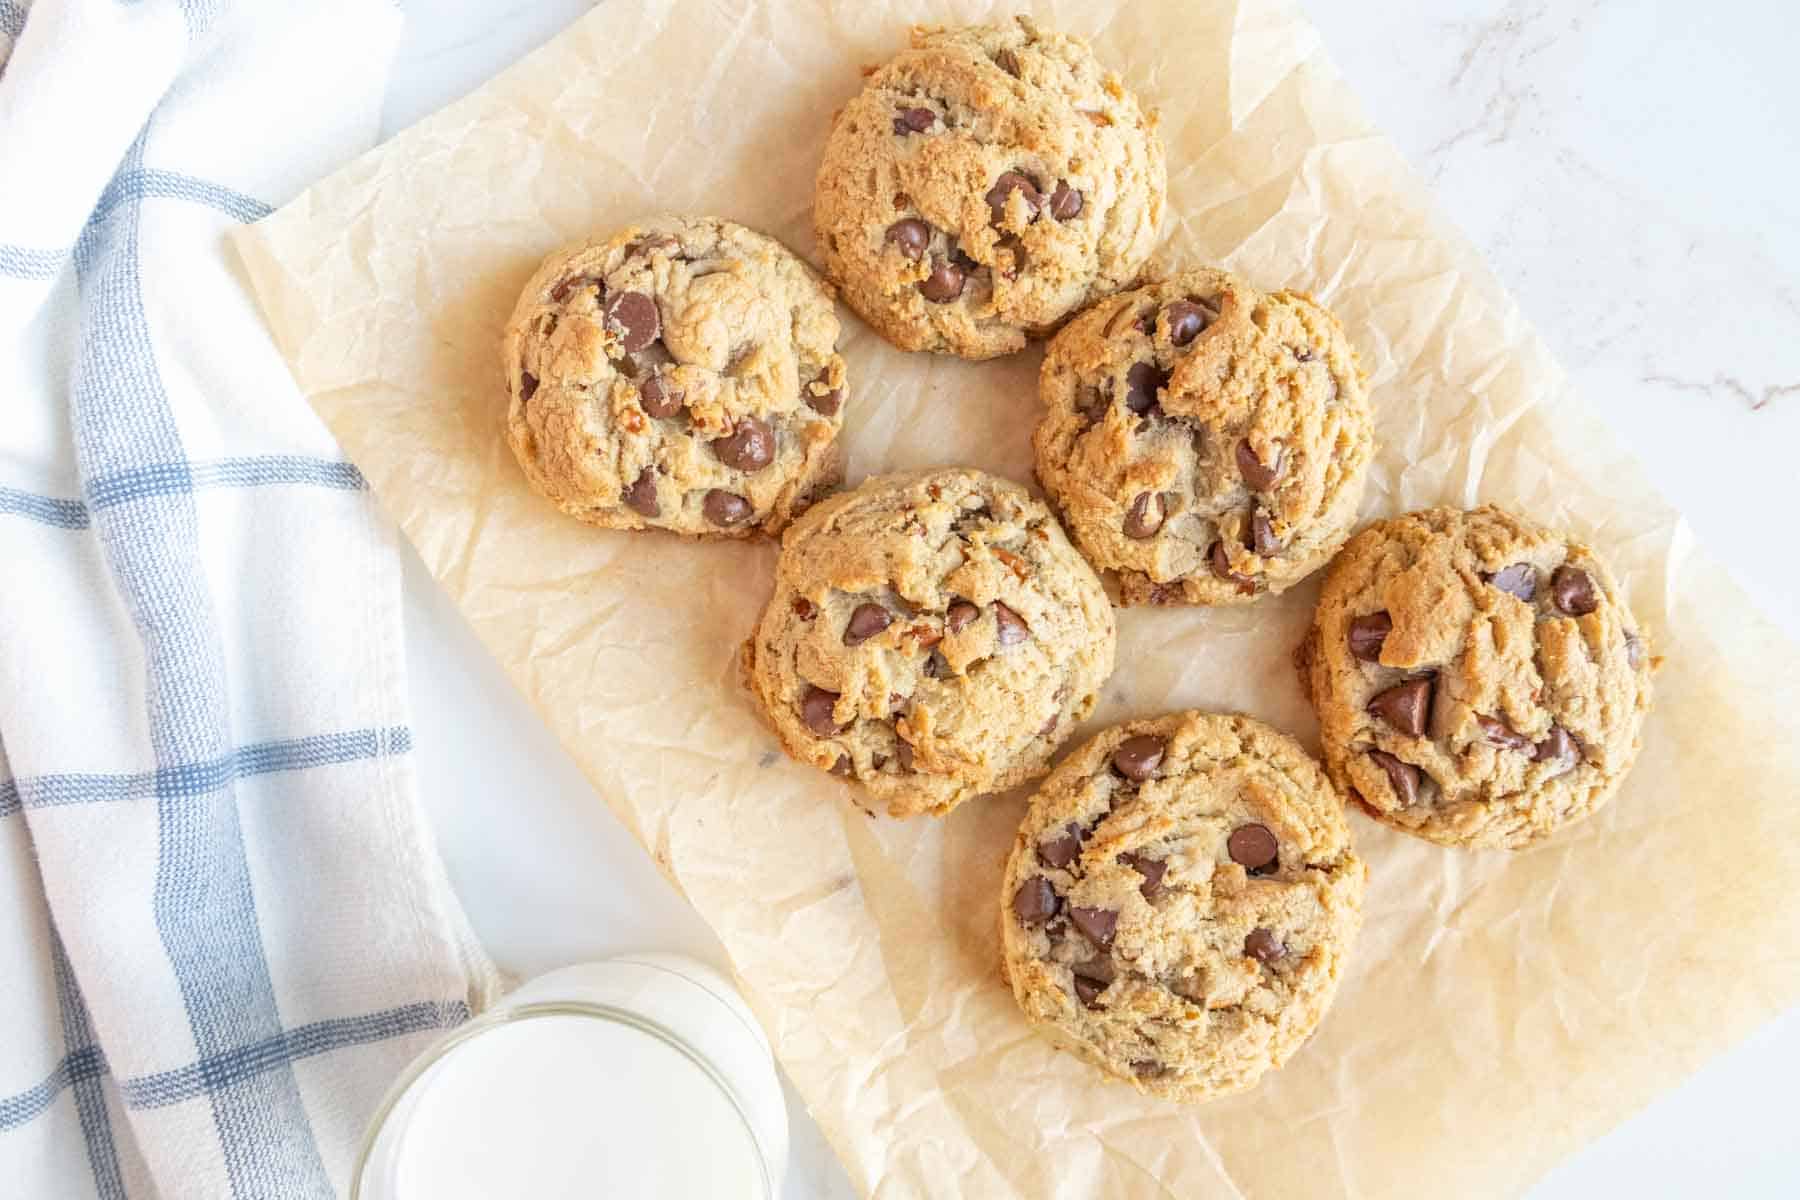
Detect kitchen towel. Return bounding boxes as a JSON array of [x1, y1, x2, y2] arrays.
[[0, 2, 500, 1197]]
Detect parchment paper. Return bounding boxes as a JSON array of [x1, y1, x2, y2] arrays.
[[233, 2, 1800, 1195]]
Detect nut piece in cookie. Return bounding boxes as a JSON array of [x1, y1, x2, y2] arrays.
[[503, 216, 847, 539], [1033, 266, 1374, 606], [741, 468, 1117, 817], [1000, 711, 1367, 1101], [813, 18, 1167, 360], [1300, 505, 1656, 849]]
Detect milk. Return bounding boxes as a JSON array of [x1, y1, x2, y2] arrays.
[[355, 958, 785, 1200]]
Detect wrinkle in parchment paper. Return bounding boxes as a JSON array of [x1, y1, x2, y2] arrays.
[[234, 2, 1800, 1196]]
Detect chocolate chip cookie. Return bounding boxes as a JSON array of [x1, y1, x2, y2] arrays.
[[504, 216, 847, 538], [740, 468, 1116, 817], [1000, 712, 1366, 1102], [1298, 506, 1655, 849], [813, 18, 1166, 360], [1034, 268, 1373, 606]]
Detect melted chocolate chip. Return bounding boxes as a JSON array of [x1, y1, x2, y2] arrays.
[[1048, 180, 1083, 220], [603, 291, 660, 354], [1012, 876, 1058, 925], [1534, 725, 1582, 773], [1368, 748, 1422, 806], [711, 416, 775, 472], [894, 737, 916, 771], [639, 372, 683, 418], [702, 489, 752, 527], [844, 603, 893, 646], [519, 370, 539, 401], [1244, 927, 1286, 964], [1072, 975, 1106, 1008], [1551, 565, 1599, 616], [1226, 824, 1279, 873], [806, 376, 843, 416], [830, 755, 852, 777], [1124, 362, 1167, 414], [1037, 822, 1084, 869], [918, 257, 966, 303], [892, 106, 935, 134], [993, 602, 1029, 646], [1111, 735, 1166, 781], [1249, 508, 1281, 556], [945, 601, 979, 634], [1367, 676, 1434, 737], [1068, 905, 1118, 950], [994, 47, 1023, 77], [985, 171, 1043, 224], [1347, 612, 1393, 662], [1486, 562, 1537, 602], [1120, 852, 1168, 901], [884, 218, 930, 261], [622, 468, 659, 517], [1209, 541, 1256, 593], [792, 598, 817, 620], [1130, 1060, 1170, 1079], [800, 686, 843, 736], [922, 650, 949, 679], [1072, 956, 1115, 1007], [550, 275, 594, 304], [1477, 715, 1533, 752], [1235, 439, 1283, 490], [1123, 492, 1165, 539], [1162, 300, 1210, 346]]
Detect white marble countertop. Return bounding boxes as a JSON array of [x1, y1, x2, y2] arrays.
[[388, 2, 1800, 1196]]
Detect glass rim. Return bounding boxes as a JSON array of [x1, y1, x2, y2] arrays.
[[349, 998, 775, 1200]]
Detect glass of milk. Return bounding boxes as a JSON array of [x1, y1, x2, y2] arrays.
[[352, 954, 789, 1200]]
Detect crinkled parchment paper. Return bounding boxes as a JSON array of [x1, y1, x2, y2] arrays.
[[234, 1, 1800, 1194]]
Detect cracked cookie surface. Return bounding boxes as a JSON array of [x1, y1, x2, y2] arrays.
[[1000, 711, 1365, 1102], [1299, 506, 1655, 849], [1034, 267, 1373, 606], [740, 468, 1116, 818], [504, 216, 846, 538], [813, 17, 1165, 360]]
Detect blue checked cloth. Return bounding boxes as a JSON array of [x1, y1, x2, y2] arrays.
[[0, 1, 501, 1195]]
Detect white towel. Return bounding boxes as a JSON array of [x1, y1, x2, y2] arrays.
[[0, 2, 501, 1196]]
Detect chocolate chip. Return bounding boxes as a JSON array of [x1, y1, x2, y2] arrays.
[[918, 257, 966, 303], [951, 246, 980, 272], [1626, 633, 1647, 669], [1072, 975, 1106, 1008], [603, 291, 660, 354], [1124, 362, 1167, 414], [830, 755, 852, 777], [702, 489, 752, 527], [622, 468, 659, 517], [1111, 735, 1166, 781], [945, 600, 979, 634], [892, 106, 935, 134], [985, 171, 1043, 224], [800, 686, 843, 736], [1208, 541, 1256, 593], [1130, 1060, 1170, 1079], [838, 603, 892, 647], [1120, 852, 1168, 901], [1486, 562, 1537, 602], [1226, 824, 1279, 873], [712, 416, 775, 472], [1244, 927, 1286, 964], [1123, 492, 1165, 539], [1235, 439, 1283, 490], [628, 234, 681, 259], [994, 47, 1023, 77], [1551, 565, 1599, 616], [922, 650, 949, 679], [792, 597, 817, 620], [884, 218, 931, 261], [1068, 905, 1118, 950], [640, 372, 683, 418], [1367, 676, 1434, 736], [1347, 612, 1393, 662], [1075, 386, 1108, 425], [550, 275, 593, 303], [894, 737, 916, 771], [1249, 508, 1281, 556], [1048, 180, 1083, 220], [1037, 822, 1084, 869], [993, 602, 1029, 646], [1071, 956, 1115, 1009], [1012, 877, 1058, 925], [519, 370, 539, 401], [1367, 749, 1422, 806], [1476, 715, 1533, 752], [806, 376, 843, 416], [1534, 725, 1582, 772], [1162, 300, 1210, 346]]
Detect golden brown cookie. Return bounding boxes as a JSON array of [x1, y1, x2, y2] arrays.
[[813, 18, 1166, 360], [1034, 268, 1373, 606], [1000, 711, 1366, 1102], [504, 216, 846, 538], [1299, 506, 1655, 849], [741, 468, 1116, 817]]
